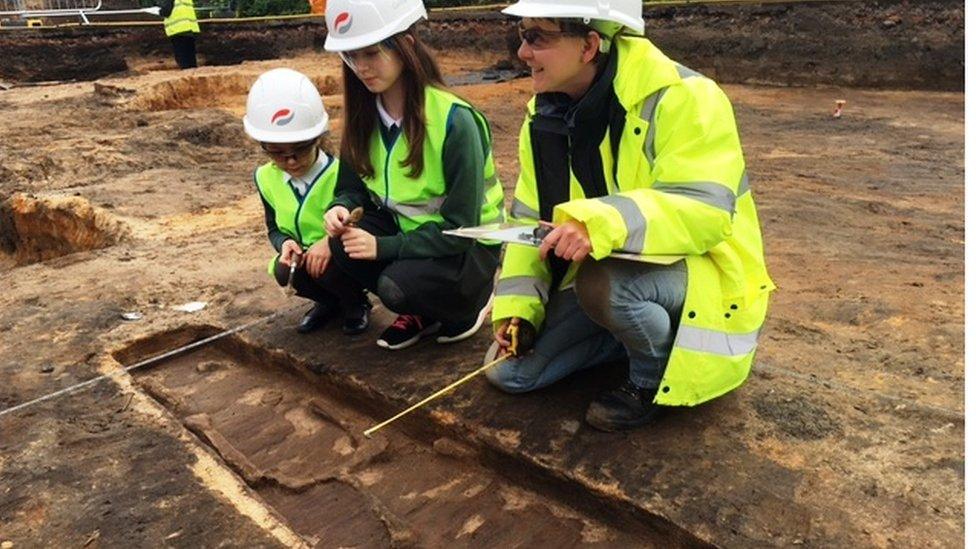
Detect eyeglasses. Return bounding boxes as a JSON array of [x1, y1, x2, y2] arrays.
[[517, 24, 583, 50], [339, 39, 395, 73], [261, 139, 317, 162]]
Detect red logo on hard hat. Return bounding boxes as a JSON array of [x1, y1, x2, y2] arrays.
[[271, 108, 294, 126], [334, 11, 352, 34]]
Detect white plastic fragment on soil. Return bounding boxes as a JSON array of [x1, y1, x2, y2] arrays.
[[173, 301, 207, 312]]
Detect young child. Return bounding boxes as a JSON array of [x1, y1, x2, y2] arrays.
[[244, 68, 371, 334]]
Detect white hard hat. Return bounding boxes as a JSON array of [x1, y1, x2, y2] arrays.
[[243, 68, 329, 143], [323, 0, 427, 52], [501, 0, 644, 35]]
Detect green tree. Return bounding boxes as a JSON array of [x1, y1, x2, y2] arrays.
[[236, 0, 309, 16]]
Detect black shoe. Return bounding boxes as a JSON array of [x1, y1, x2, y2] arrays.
[[342, 298, 372, 335], [297, 303, 337, 334], [436, 294, 492, 344], [376, 314, 441, 350], [585, 380, 663, 432]]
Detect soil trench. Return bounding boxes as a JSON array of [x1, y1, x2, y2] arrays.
[[120, 329, 693, 548], [0, 192, 129, 267]]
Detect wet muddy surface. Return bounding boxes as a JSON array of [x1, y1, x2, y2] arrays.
[[123, 330, 667, 547]]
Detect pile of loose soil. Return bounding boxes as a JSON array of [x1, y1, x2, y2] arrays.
[[113, 72, 340, 111], [0, 0, 962, 90], [642, 0, 963, 90], [0, 33, 129, 82]]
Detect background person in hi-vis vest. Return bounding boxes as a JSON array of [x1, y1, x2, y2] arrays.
[[485, 0, 775, 431], [158, 0, 200, 69], [244, 68, 372, 335], [322, 0, 505, 351]]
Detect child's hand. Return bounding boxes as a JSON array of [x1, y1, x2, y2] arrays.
[[341, 228, 377, 260], [325, 206, 350, 237], [304, 238, 331, 278], [280, 240, 304, 267]]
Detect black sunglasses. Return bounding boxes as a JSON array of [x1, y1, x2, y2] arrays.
[[517, 24, 584, 49]]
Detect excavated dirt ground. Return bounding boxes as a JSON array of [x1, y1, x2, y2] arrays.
[[0, 0, 964, 90], [116, 327, 669, 547], [0, 15, 964, 549]]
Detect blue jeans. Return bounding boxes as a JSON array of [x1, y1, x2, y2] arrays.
[[485, 259, 687, 392]]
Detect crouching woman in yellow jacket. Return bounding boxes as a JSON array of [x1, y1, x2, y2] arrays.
[[487, 0, 775, 431]]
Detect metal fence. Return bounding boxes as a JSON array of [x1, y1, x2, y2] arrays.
[[0, 0, 169, 24], [0, 0, 103, 22]]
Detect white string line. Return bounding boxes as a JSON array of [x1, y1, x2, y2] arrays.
[[1, 308, 960, 423], [0, 308, 291, 419]]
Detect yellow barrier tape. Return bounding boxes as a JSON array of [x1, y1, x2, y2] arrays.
[[0, 0, 870, 31]]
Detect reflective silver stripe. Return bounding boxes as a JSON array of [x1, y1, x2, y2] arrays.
[[497, 276, 549, 304], [510, 197, 539, 220], [676, 64, 703, 80], [640, 64, 703, 164], [598, 194, 646, 253], [674, 325, 760, 356], [652, 181, 736, 214], [737, 172, 751, 197], [640, 89, 666, 164], [386, 196, 445, 218]]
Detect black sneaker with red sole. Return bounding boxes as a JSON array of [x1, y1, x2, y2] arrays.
[[376, 314, 441, 350]]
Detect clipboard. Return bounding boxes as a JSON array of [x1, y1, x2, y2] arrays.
[[443, 223, 684, 265]]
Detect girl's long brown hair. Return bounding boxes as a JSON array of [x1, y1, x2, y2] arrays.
[[340, 26, 446, 179]]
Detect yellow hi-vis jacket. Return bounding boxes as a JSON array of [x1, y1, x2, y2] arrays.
[[362, 86, 504, 234], [492, 36, 775, 406], [254, 156, 338, 275], [164, 0, 199, 37]]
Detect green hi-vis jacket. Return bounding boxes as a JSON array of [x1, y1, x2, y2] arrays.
[[254, 157, 338, 275], [493, 36, 776, 407], [363, 86, 504, 234], [164, 0, 199, 37]]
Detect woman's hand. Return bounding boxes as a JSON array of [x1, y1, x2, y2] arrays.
[[493, 317, 520, 349], [492, 317, 536, 357], [538, 220, 593, 262], [325, 206, 350, 237], [304, 238, 332, 278], [341, 228, 378, 260], [280, 239, 304, 268]]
